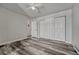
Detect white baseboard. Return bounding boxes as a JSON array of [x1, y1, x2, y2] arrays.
[[0, 37, 28, 46]]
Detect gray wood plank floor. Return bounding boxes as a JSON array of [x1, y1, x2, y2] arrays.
[[0, 38, 77, 55]]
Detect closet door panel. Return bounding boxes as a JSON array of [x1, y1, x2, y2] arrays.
[[39, 21, 45, 38], [49, 17, 55, 39], [31, 21, 38, 37], [39, 19, 50, 39], [54, 17, 65, 41]]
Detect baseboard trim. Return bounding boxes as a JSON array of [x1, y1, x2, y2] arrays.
[[0, 37, 28, 46], [73, 46, 79, 55]]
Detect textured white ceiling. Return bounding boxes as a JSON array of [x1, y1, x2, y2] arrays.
[[0, 3, 74, 19], [0, 3, 27, 15]]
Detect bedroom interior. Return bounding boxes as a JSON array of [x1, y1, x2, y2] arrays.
[[0, 3, 79, 55]]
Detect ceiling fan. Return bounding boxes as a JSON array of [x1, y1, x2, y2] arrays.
[[26, 3, 43, 13]]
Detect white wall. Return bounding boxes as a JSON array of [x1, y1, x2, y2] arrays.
[[72, 4, 79, 50], [0, 7, 31, 45]]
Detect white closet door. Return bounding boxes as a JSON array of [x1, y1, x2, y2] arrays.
[[54, 16, 65, 41], [31, 21, 38, 37], [49, 17, 55, 39], [39, 19, 50, 39]]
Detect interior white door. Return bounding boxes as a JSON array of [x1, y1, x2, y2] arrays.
[[54, 16, 65, 41]]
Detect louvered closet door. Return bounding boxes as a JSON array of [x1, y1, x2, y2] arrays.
[[54, 16, 66, 41]]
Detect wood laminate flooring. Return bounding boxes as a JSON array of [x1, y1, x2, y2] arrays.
[[0, 38, 77, 55]]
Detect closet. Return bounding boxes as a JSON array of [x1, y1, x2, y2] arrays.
[[31, 9, 72, 43]]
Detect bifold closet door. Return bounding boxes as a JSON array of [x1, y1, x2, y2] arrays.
[[31, 21, 38, 37], [54, 16, 65, 41], [49, 17, 55, 39], [39, 19, 50, 39]]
